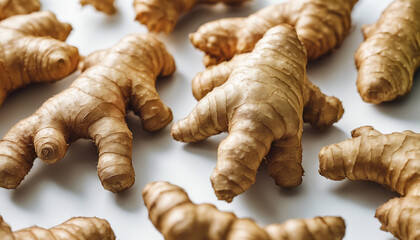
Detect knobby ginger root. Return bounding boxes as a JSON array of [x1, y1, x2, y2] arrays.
[[319, 126, 420, 239], [0, 0, 40, 20], [355, 0, 420, 104], [80, 0, 116, 15], [172, 25, 343, 202], [0, 34, 175, 193], [133, 0, 248, 33], [191, 0, 358, 66], [143, 181, 346, 240], [0, 11, 79, 107], [0, 216, 115, 240]]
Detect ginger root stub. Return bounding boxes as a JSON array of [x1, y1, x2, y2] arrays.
[[0, 0, 40, 20]]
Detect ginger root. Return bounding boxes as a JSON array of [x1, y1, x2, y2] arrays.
[[80, 0, 116, 15], [0, 11, 79, 107], [143, 181, 346, 240], [0, 0, 40, 20], [319, 126, 420, 239], [355, 0, 420, 104], [0, 215, 115, 240], [190, 0, 358, 66], [172, 25, 343, 202], [133, 0, 247, 33], [0, 34, 175, 193]]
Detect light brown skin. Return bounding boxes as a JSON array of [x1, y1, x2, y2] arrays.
[[319, 126, 420, 239], [0, 0, 40, 20], [190, 0, 358, 66], [133, 0, 247, 33], [80, 0, 116, 15], [355, 0, 420, 104], [143, 181, 346, 240], [0, 216, 115, 240], [172, 25, 343, 202], [0, 34, 175, 193], [0, 11, 79, 107]]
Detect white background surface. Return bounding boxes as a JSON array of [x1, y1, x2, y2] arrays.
[[0, 0, 419, 239]]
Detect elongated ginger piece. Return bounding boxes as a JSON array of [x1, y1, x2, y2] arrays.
[[133, 0, 247, 33], [355, 0, 420, 104], [191, 0, 358, 66], [319, 126, 420, 239], [143, 181, 346, 240], [0, 0, 40, 20], [172, 25, 343, 202], [80, 0, 116, 15], [0, 216, 115, 240], [0, 11, 79, 107], [0, 33, 175, 193]]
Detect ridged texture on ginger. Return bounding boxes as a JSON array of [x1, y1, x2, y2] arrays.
[[0, 34, 175, 193], [355, 0, 420, 104], [0, 216, 115, 240], [173, 25, 343, 202], [80, 0, 116, 14], [143, 181, 346, 240], [0, 0, 40, 20], [319, 126, 420, 239], [190, 0, 358, 66], [0, 11, 79, 107], [133, 0, 247, 33]]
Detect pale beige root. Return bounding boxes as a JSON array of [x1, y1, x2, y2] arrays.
[[355, 0, 420, 104], [133, 0, 247, 33], [0, 11, 79, 107], [0, 34, 175, 193], [376, 197, 420, 240], [172, 25, 307, 202], [78, 49, 108, 72], [0, 0, 40, 20], [190, 0, 358, 66], [143, 181, 346, 240], [80, 0, 116, 15], [1, 216, 115, 240]]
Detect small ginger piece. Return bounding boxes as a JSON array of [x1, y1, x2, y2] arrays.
[[80, 0, 116, 15], [0, 215, 115, 240], [143, 181, 346, 240], [0, 33, 175, 193], [190, 0, 358, 66], [133, 0, 247, 33], [0, 11, 79, 107], [172, 25, 343, 202], [319, 126, 420, 239], [355, 0, 420, 104], [0, 0, 40, 20]]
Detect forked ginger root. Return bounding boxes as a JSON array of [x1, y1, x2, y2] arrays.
[[0, 11, 79, 107], [355, 0, 420, 104], [0, 215, 115, 240], [172, 25, 343, 202], [80, 0, 116, 15], [0, 34, 175, 193], [133, 0, 248, 33], [143, 181, 346, 240], [190, 0, 358, 66], [319, 126, 420, 239], [0, 0, 40, 20]]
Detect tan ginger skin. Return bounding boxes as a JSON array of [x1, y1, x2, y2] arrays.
[[0, 11, 79, 107], [355, 0, 420, 104], [143, 181, 346, 240], [0, 34, 175, 193], [319, 126, 420, 239], [133, 0, 247, 33], [172, 25, 344, 202], [190, 0, 358, 66], [80, 0, 116, 15], [0, 216, 115, 240], [0, 0, 40, 20]]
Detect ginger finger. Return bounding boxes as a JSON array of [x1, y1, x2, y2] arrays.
[[0, 0, 40, 20], [80, 0, 116, 15], [0, 34, 175, 193]]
